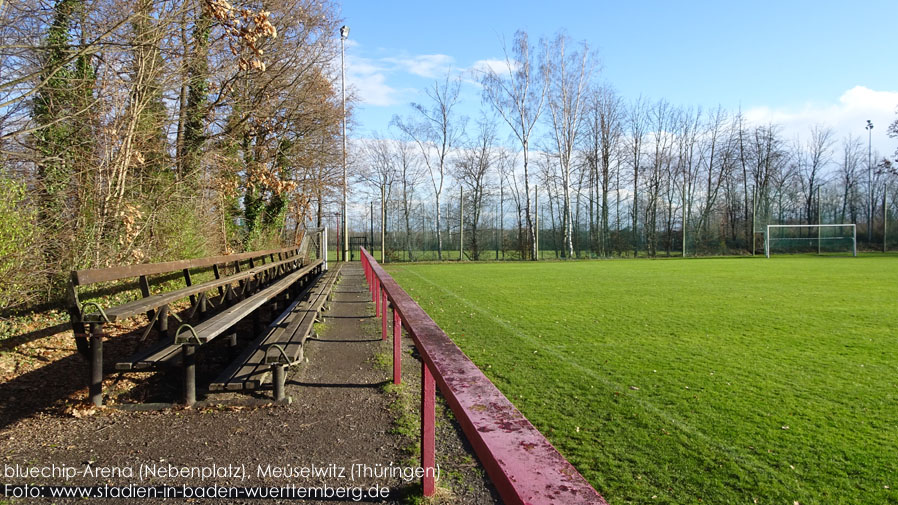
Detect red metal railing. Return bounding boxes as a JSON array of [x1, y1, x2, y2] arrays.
[[360, 248, 607, 505]]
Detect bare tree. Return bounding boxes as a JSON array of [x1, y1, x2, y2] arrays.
[[545, 32, 593, 259], [454, 117, 497, 260], [796, 125, 835, 225], [480, 30, 549, 260], [645, 99, 674, 257], [625, 97, 647, 256], [583, 86, 623, 256], [392, 72, 465, 260], [393, 136, 423, 260], [838, 134, 864, 223]]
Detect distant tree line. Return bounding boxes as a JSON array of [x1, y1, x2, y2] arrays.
[[356, 30, 898, 262], [0, 0, 346, 310]]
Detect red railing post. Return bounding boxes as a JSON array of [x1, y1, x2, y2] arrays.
[[382, 290, 388, 341], [375, 278, 381, 317], [393, 308, 401, 385], [422, 361, 436, 496]]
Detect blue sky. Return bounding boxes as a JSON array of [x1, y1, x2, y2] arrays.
[[339, 0, 898, 154]]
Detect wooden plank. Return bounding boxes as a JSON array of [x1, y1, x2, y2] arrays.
[[209, 265, 340, 391], [92, 257, 312, 323], [117, 262, 322, 370], [186, 267, 313, 344], [72, 247, 298, 286], [115, 339, 180, 370]]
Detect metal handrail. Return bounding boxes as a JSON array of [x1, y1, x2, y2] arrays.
[[359, 247, 606, 504]]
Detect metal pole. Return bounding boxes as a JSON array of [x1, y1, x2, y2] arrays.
[[882, 188, 889, 252], [459, 188, 463, 261], [183, 344, 196, 406], [381, 185, 386, 264], [382, 290, 388, 341], [867, 120, 873, 243], [322, 227, 328, 270], [370, 201, 374, 250], [421, 361, 436, 496], [393, 308, 401, 385], [534, 185, 539, 260], [273, 364, 286, 402], [496, 184, 505, 259], [817, 186, 821, 255], [89, 324, 103, 407], [744, 188, 758, 257], [341, 26, 350, 262]]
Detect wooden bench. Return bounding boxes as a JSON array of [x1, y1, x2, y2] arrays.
[[67, 240, 326, 406], [209, 263, 341, 401], [119, 259, 323, 405]]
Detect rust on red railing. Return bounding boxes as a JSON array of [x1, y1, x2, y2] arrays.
[[359, 248, 607, 505]]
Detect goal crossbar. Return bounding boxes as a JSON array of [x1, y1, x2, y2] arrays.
[[765, 224, 857, 258]]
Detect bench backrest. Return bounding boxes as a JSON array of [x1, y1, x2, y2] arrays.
[[71, 247, 299, 287]]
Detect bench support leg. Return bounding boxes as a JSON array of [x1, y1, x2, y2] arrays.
[[157, 305, 169, 336], [89, 324, 104, 407], [272, 364, 288, 403], [421, 361, 435, 496], [183, 345, 196, 406], [227, 333, 238, 360]]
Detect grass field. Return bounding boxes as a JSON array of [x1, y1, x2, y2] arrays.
[[385, 255, 898, 505]]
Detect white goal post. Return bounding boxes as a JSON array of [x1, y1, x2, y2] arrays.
[[765, 224, 857, 258]]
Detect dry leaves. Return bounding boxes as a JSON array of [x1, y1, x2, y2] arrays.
[[203, 0, 278, 72]]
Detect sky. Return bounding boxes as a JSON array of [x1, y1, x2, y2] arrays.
[[338, 0, 898, 156]]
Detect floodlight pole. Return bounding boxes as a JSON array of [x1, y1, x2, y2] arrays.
[[340, 25, 349, 262], [866, 120, 873, 243]]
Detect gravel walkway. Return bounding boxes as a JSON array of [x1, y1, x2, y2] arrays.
[[0, 263, 499, 504]]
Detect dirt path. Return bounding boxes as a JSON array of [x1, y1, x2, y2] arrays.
[[0, 263, 499, 504]]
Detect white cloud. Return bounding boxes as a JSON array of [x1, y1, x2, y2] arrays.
[[470, 58, 518, 77], [344, 52, 455, 107], [744, 86, 898, 155], [348, 70, 400, 107], [383, 54, 455, 79]]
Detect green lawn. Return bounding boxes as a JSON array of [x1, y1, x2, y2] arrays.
[[385, 256, 898, 505]]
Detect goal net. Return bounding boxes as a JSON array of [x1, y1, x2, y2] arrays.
[[764, 224, 856, 257]]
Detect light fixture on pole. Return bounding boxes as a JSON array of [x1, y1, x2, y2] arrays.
[[340, 25, 349, 261], [866, 120, 873, 242]]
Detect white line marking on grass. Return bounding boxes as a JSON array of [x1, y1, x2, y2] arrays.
[[401, 267, 798, 493]]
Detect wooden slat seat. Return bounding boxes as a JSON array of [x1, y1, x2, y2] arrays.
[[209, 263, 340, 391], [115, 259, 323, 370]]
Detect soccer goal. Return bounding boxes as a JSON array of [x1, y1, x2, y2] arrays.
[[764, 224, 857, 258]]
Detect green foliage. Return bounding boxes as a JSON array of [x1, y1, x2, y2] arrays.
[[0, 177, 35, 309], [181, 10, 211, 179], [31, 0, 95, 291], [389, 256, 898, 505], [152, 201, 213, 261]]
